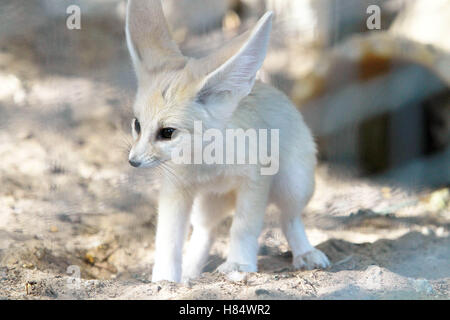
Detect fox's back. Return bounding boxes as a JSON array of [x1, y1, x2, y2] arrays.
[[233, 82, 317, 165]]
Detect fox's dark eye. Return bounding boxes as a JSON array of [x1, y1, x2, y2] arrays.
[[133, 118, 141, 135], [158, 128, 176, 140]]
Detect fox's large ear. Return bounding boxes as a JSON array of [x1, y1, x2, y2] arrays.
[[193, 12, 273, 107], [126, 0, 186, 75]]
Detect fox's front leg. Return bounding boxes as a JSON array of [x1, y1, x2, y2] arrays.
[[218, 177, 271, 273], [152, 183, 193, 283]]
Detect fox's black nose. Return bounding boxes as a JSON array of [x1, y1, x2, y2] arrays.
[[129, 160, 141, 168]]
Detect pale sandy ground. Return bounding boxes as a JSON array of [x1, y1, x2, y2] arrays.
[[0, 79, 448, 299], [0, 18, 449, 300], [1, 148, 449, 299]]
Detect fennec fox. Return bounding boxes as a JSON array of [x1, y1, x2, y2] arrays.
[[126, 0, 330, 283]]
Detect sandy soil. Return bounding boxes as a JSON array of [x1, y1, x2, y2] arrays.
[[0, 15, 449, 300]]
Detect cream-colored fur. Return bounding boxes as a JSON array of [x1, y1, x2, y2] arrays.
[[126, 0, 330, 283]]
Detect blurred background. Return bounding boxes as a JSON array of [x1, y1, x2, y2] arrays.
[[0, 0, 448, 299]]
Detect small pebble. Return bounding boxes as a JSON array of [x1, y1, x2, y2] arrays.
[[255, 289, 270, 296], [410, 278, 433, 295], [226, 271, 248, 282]]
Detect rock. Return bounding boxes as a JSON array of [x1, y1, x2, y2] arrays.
[[391, 0, 450, 52], [427, 188, 449, 212], [294, 32, 450, 109], [226, 271, 248, 282], [409, 278, 433, 295], [255, 288, 270, 296], [288, 32, 449, 174], [0, 73, 26, 105]]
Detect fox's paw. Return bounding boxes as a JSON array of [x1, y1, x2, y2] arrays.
[[217, 261, 257, 274], [293, 248, 330, 270]]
